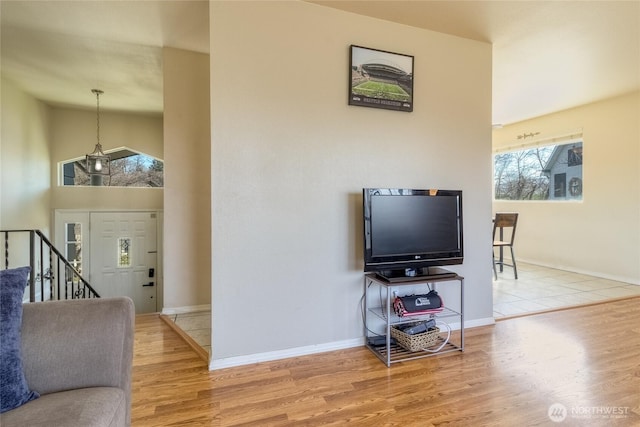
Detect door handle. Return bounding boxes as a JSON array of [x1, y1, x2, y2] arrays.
[[143, 282, 155, 287]]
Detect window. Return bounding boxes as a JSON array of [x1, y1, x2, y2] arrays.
[[118, 238, 132, 268], [61, 148, 163, 187], [554, 173, 566, 198], [494, 141, 583, 201], [568, 146, 583, 167], [65, 223, 83, 279]]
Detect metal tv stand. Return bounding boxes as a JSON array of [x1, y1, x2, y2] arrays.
[[364, 270, 464, 367]]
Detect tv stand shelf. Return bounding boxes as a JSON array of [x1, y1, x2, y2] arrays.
[[368, 306, 461, 324], [364, 271, 464, 367]]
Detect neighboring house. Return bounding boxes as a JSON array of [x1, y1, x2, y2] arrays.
[[542, 142, 583, 200]]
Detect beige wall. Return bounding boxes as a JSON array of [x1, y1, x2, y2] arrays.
[[49, 107, 163, 210], [0, 78, 51, 233], [162, 47, 212, 310], [493, 91, 640, 284], [210, 1, 493, 366]]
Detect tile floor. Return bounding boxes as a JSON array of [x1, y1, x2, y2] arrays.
[[165, 310, 211, 356], [167, 263, 640, 357], [493, 261, 640, 318]]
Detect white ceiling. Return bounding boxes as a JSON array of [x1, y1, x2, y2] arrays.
[[2, 1, 638, 124], [1, 0, 209, 113], [315, 0, 640, 125]]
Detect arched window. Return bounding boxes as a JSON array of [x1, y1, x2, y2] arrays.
[[61, 148, 163, 188]]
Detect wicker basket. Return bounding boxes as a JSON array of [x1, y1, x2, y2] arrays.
[[391, 323, 440, 352]]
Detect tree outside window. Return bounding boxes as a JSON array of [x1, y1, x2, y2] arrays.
[[494, 141, 583, 201], [62, 149, 163, 187]]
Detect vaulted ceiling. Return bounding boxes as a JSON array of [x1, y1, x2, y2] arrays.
[[2, 1, 638, 125], [1, 0, 209, 113]]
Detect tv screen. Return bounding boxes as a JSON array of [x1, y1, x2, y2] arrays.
[[363, 188, 463, 277]]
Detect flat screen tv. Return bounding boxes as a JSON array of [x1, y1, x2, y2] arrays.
[[363, 188, 463, 280]]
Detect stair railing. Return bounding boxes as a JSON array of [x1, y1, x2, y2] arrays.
[[1, 229, 100, 301]]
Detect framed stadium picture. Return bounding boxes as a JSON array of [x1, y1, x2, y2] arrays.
[[349, 45, 414, 112]]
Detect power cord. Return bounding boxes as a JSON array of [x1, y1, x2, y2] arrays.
[[360, 280, 385, 338], [421, 321, 451, 353]]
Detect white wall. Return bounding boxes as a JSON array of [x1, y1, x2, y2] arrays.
[[163, 47, 212, 310], [493, 91, 640, 284], [49, 107, 163, 211], [0, 78, 51, 269], [0, 78, 51, 233], [210, 1, 493, 367]]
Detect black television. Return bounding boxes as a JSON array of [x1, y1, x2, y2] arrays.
[[363, 188, 463, 280]]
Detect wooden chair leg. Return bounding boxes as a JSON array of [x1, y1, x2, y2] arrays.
[[510, 246, 518, 279], [492, 250, 498, 280]]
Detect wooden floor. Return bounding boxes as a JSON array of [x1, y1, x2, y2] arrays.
[[132, 297, 640, 426]]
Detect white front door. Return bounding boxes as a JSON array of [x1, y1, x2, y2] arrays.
[[90, 212, 157, 314]]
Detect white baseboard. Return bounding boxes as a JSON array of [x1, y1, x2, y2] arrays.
[[518, 258, 640, 286], [208, 317, 496, 371], [209, 338, 363, 370], [464, 317, 496, 328], [161, 304, 211, 315]]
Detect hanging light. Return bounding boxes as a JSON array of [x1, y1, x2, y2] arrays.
[[85, 89, 110, 180]]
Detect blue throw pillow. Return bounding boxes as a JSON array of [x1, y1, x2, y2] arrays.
[[0, 266, 39, 413]]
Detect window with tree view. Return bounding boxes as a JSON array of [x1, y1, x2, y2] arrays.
[[62, 148, 163, 187], [494, 141, 583, 201]]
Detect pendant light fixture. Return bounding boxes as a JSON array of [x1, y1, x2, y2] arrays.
[[85, 89, 110, 180]]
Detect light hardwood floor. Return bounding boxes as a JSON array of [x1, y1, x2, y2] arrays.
[[163, 264, 640, 357], [132, 297, 640, 426]]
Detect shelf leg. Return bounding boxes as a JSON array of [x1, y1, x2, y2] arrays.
[[386, 284, 391, 367], [460, 277, 464, 350]]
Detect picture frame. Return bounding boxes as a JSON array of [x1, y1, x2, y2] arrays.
[[349, 45, 414, 112]]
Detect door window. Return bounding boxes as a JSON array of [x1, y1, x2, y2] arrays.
[[118, 237, 132, 268]]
